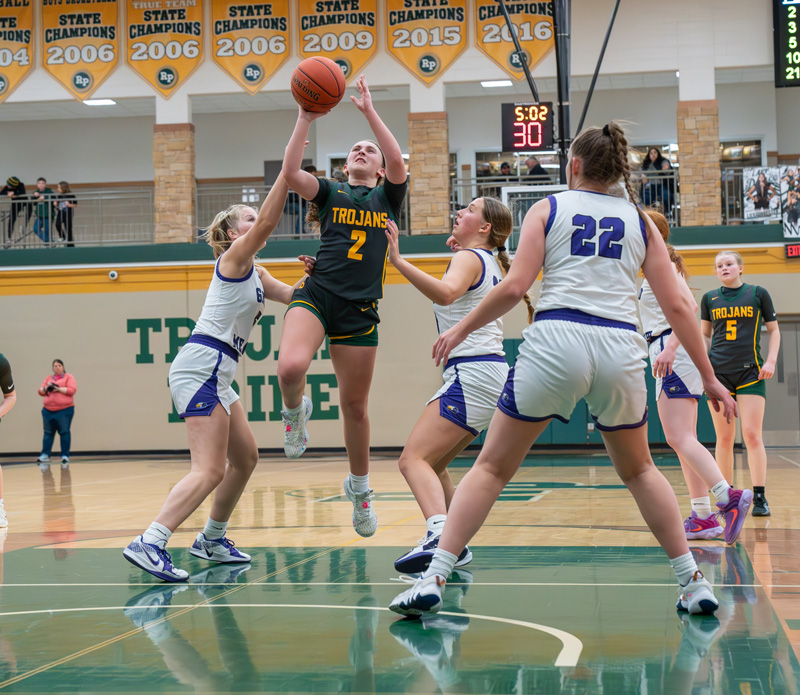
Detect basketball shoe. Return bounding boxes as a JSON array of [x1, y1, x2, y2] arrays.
[[389, 574, 446, 617], [394, 532, 473, 574], [344, 477, 378, 537], [190, 533, 251, 563], [751, 492, 770, 517], [281, 395, 312, 459], [123, 535, 189, 582], [683, 511, 723, 540], [676, 571, 719, 614], [716, 488, 753, 544]]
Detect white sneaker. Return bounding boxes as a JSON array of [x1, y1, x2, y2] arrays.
[[344, 476, 378, 537], [0, 503, 7, 528], [389, 574, 446, 616], [281, 395, 312, 459], [676, 571, 719, 615], [123, 535, 189, 582], [37, 454, 50, 463], [61, 456, 69, 468], [189, 533, 252, 563]]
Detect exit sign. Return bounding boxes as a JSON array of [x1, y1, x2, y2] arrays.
[[786, 242, 800, 258]]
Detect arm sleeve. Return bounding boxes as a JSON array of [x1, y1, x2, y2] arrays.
[[700, 292, 711, 321], [756, 286, 777, 322], [0, 356, 14, 394], [382, 178, 409, 220]]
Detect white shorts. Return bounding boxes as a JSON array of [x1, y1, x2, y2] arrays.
[[168, 336, 240, 418], [427, 355, 509, 435], [648, 330, 703, 400], [498, 311, 649, 431]]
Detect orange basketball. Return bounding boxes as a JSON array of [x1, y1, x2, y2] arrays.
[[291, 57, 346, 113]]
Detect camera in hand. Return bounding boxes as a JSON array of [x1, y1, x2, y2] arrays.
[[45, 383, 58, 394]]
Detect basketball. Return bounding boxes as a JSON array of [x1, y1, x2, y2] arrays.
[[291, 57, 346, 113]]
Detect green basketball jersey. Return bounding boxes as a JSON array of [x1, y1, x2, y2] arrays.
[[701, 283, 777, 370], [312, 181, 403, 302]]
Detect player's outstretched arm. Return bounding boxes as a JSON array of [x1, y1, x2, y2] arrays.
[[283, 109, 326, 200]]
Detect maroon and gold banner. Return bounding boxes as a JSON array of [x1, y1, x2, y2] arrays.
[[125, 0, 203, 98], [41, 0, 119, 101], [211, 0, 289, 94], [384, 0, 467, 85], [297, 0, 377, 83], [474, 0, 554, 79], [0, 0, 33, 103]]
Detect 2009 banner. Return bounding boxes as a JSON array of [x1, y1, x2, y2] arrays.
[[297, 0, 377, 83], [0, 0, 33, 103], [474, 0, 554, 79], [384, 0, 467, 85], [126, 0, 203, 98], [211, 0, 290, 94], [41, 0, 119, 101]]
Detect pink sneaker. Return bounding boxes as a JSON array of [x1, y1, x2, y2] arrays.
[[684, 511, 723, 540], [716, 489, 753, 545]]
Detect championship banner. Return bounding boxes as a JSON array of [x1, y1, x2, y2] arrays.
[[211, 0, 289, 94], [0, 0, 33, 103], [41, 0, 119, 101], [385, 0, 467, 85], [126, 0, 203, 98], [297, 0, 377, 83], [474, 0, 554, 79]]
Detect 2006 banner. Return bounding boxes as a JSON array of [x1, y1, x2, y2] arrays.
[[474, 0, 554, 79], [384, 0, 467, 85], [297, 0, 377, 83], [126, 0, 203, 98], [212, 0, 289, 94], [0, 0, 33, 103], [41, 0, 119, 101]]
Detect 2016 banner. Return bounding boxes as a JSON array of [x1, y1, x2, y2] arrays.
[[474, 0, 554, 79], [212, 0, 290, 94], [126, 0, 203, 98], [41, 0, 119, 101], [384, 0, 467, 85], [297, 0, 377, 83], [0, 0, 33, 103]]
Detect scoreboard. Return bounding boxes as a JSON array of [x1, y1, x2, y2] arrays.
[[774, 0, 800, 87]]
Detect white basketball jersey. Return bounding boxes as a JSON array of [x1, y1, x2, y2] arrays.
[[433, 248, 505, 358], [638, 278, 670, 340], [536, 190, 648, 326], [193, 259, 266, 355]]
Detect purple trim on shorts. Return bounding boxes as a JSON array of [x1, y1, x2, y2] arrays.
[[592, 407, 649, 432], [437, 371, 480, 436], [466, 249, 486, 291], [646, 328, 672, 345], [444, 354, 507, 370], [534, 308, 637, 331], [544, 195, 558, 236], [496, 367, 570, 423], [179, 351, 223, 419], [215, 259, 254, 284], [661, 370, 702, 400], [187, 334, 239, 362]]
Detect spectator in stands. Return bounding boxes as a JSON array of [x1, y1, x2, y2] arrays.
[[31, 177, 54, 243], [54, 181, 77, 247], [641, 148, 674, 211], [500, 162, 512, 178], [37, 359, 77, 469], [525, 156, 550, 181], [1, 176, 29, 245]]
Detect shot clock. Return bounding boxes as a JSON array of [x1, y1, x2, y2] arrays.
[[501, 102, 555, 152], [774, 0, 800, 87]]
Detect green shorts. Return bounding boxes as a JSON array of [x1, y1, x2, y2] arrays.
[[288, 276, 379, 347], [715, 364, 766, 398]]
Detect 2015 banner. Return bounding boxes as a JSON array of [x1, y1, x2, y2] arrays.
[[41, 0, 119, 101], [297, 0, 377, 83], [211, 0, 290, 94], [126, 0, 203, 98], [474, 0, 554, 79], [0, 0, 33, 103], [384, 0, 467, 85]]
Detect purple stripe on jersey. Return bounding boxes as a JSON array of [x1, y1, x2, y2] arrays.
[[187, 334, 240, 362], [646, 328, 673, 345], [534, 308, 637, 331], [638, 209, 648, 248], [544, 195, 558, 236], [215, 259, 254, 284], [592, 407, 648, 432], [466, 249, 486, 290], [444, 354, 507, 370]]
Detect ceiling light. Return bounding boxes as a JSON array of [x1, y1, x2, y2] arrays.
[[481, 80, 513, 88], [83, 99, 116, 106], [675, 71, 679, 78]]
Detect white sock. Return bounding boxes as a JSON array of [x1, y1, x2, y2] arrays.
[[142, 521, 172, 549], [691, 497, 713, 518], [349, 473, 370, 494], [423, 548, 458, 579], [282, 401, 302, 415], [203, 518, 228, 540], [670, 551, 699, 586], [710, 481, 731, 506], [426, 514, 447, 536]]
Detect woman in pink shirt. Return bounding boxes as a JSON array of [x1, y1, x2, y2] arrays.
[[37, 359, 76, 468]]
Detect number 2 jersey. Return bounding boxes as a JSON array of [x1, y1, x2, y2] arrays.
[[701, 283, 777, 370], [536, 190, 647, 325], [311, 178, 408, 303]]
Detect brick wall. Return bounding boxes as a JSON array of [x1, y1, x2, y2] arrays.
[[676, 100, 721, 226], [408, 112, 450, 235], [153, 123, 196, 243]]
